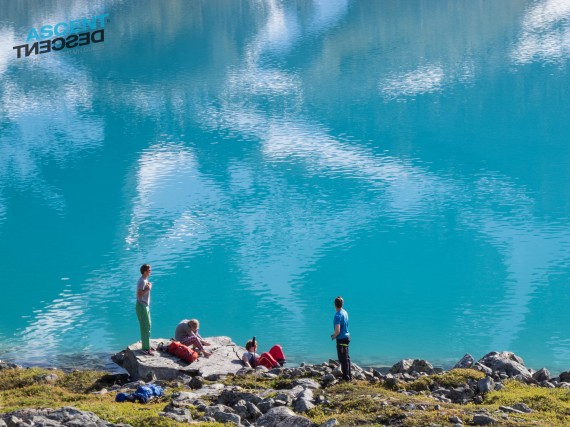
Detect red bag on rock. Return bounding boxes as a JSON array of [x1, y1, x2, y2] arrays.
[[167, 340, 198, 364]]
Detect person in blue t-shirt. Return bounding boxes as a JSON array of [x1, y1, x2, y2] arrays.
[[330, 296, 352, 381]]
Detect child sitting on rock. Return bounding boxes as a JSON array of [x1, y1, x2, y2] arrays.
[[174, 318, 211, 357], [242, 339, 260, 368], [242, 339, 285, 369]]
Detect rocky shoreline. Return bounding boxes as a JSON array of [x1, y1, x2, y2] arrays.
[[2, 338, 570, 426]]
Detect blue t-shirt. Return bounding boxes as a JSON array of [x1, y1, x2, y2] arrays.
[[334, 308, 349, 340]]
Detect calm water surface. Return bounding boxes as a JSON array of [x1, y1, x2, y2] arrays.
[[1, 0, 570, 372]]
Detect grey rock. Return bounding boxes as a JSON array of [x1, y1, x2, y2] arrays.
[[477, 351, 533, 382], [0, 362, 22, 371], [254, 365, 269, 374], [0, 407, 129, 427], [472, 414, 497, 425], [296, 389, 314, 402], [257, 398, 275, 413], [389, 359, 435, 375], [477, 376, 495, 394], [235, 400, 261, 423], [190, 375, 204, 389], [559, 371, 570, 382], [331, 367, 343, 378], [322, 373, 336, 386], [448, 415, 463, 424], [452, 354, 474, 369], [498, 405, 524, 414], [384, 374, 401, 388], [262, 372, 279, 379], [292, 378, 321, 390], [114, 336, 245, 381], [541, 380, 555, 388], [33, 417, 61, 426], [473, 362, 493, 376], [257, 406, 315, 427], [371, 368, 384, 379], [274, 393, 293, 406], [319, 419, 339, 427], [448, 386, 474, 404], [289, 368, 304, 377], [171, 383, 225, 403], [170, 391, 196, 405], [37, 373, 59, 384], [192, 399, 208, 411], [205, 404, 234, 417], [294, 398, 315, 413], [159, 404, 192, 423], [6, 415, 24, 427], [246, 401, 263, 420], [213, 411, 241, 425], [512, 402, 533, 413], [532, 368, 550, 382], [217, 388, 263, 406]]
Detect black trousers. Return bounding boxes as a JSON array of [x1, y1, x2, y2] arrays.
[[336, 338, 352, 380]]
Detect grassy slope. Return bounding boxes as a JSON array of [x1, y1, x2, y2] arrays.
[[2, 368, 570, 426]]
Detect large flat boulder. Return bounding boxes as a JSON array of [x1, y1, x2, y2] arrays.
[[113, 336, 245, 381]]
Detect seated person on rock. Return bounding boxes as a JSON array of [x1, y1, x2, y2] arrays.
[[242, 339, 286, 369], [175, 318, 211, 357], [242, 339, 260, 368]]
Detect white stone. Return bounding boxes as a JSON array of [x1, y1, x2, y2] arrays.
[[115, 336, 246, 381]]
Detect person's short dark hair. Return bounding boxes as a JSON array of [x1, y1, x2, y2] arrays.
[[245, 340, 257, 351], [140, 264, 151, 274], [334, 296, 344, 308]]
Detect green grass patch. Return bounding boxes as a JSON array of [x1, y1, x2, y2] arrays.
[[405, 368, 486, 392], [0, 367, 64, 391], [484, 380, 570, 413], [223, 374, 292, 391]]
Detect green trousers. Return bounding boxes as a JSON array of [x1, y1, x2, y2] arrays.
[[136, 302, 151, 351]]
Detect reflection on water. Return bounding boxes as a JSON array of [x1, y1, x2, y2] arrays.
[[1, 0, 570, 371], [0, 16, 104, 217], [380, 64, 446, 99], [125, 142, 217, 268], [512, 0, 570, 64]]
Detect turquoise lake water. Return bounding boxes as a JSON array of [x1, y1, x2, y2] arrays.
[[1, 0, 570, 373]]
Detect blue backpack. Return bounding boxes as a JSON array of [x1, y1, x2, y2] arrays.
[[116, 383, 164, 404]]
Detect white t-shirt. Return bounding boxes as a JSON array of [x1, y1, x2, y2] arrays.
[[243, 351, 259, 366], [136, 276, 150, 306]]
